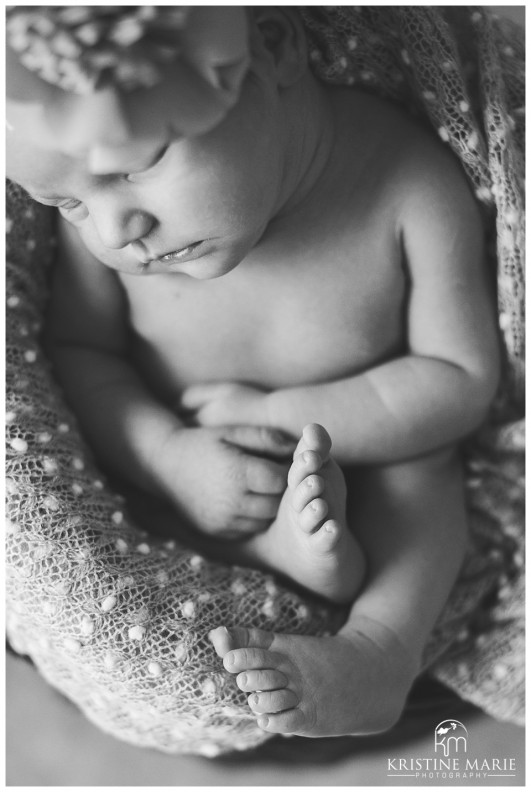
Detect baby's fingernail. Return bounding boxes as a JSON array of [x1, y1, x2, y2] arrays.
[[257, 716, 269, 729]]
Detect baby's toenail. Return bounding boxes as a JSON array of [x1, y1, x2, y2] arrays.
[[258, 716, 269, 728], [250, 693, 259, 706], [226, 652, 236, 667]]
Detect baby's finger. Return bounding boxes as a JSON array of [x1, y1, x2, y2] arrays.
[[224, 425, 296, 458], [246, 457, 288, 494], [241, 493, 281, 520]]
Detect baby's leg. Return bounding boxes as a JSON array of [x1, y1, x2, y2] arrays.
[[239, 423, 366, 604], [210, 449, 467, 738]]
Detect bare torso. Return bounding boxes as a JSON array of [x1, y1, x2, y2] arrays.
[[118, 90, 432, 404]]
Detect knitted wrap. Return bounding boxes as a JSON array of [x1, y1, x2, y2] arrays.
[[6, 7, 524, 756]]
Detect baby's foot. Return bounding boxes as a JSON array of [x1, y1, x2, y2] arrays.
[[209, 620, 419, 737], [242, 423, 365, 604]]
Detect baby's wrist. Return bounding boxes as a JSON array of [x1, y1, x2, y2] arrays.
[[145, 422, 190, 495]]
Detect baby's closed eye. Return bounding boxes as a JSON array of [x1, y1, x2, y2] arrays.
[[27, 191, 83, 213]]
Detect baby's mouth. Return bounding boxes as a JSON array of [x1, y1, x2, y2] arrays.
[[157, 243, 203, 262]]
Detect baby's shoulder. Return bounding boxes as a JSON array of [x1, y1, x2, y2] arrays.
[[324, 87, 480, 236], [366, 95, 476, 220], [333, 87, 468, 190]]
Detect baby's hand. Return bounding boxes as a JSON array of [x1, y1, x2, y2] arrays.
[[181, 382, 270, 428], [156, 425, 295, 537]]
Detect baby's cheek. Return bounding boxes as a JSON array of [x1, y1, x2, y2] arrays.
[[75, 222, 123, 269]]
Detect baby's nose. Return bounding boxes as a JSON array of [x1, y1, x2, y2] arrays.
[[95, 209, 154, 251]]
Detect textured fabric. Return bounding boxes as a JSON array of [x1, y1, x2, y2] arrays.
[[5, 7, 524, 756]]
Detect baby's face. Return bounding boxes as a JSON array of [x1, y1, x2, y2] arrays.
[[7, 80, 285, 280]]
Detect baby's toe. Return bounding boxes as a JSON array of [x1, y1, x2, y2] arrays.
[[311, 519, 342, 553], [299, 497, 328, 533], [223, 647, 284, 674], [287, 449, 323, 489], [302, 423, 332, 461], [249, 688, 299, 715], [257, 707, 307, 734], [291, 473, 324, 512], [236, 668, 288, 692]]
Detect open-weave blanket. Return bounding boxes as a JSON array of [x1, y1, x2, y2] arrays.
[[6, 7, 524, 756]]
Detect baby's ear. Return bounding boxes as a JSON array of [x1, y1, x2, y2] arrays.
[[252, 8, 308, 87]]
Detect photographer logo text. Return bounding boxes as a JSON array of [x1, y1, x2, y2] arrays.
[[387, 718, 517, 781]]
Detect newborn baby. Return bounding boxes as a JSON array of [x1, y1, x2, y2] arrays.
[[7, 7, 499, 738]]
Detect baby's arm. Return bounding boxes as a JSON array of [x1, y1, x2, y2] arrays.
[[270, 159, 500, 462], [186, 151, 500, 464], [47, 217, 294, 535]]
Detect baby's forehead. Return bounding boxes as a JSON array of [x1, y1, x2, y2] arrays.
[[6, 131, 71, 195]]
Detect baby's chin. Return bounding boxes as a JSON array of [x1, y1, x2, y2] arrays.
[[98, 253, 245, 280], [174, 258, 243, 280]]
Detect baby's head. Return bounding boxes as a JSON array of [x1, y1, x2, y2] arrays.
[[7, 6, 317, 279]]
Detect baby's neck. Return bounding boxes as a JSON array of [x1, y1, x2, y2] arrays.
[[275, 74, 337, 220]]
